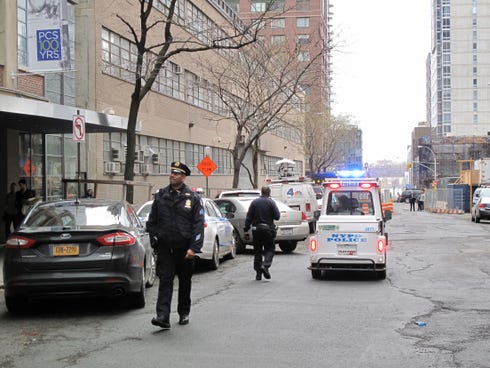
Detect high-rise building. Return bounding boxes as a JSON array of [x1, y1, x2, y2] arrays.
[[227, 0, 334, 113], [422, 0, 490, 179], [430, 0, 490, 137]]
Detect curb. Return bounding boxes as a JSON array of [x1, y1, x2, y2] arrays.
[[426, 208, 465, 214]]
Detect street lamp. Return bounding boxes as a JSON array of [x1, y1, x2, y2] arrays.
[[418, 145, 437, 181]]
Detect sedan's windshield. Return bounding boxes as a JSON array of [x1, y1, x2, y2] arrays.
[[24, 202, 129, 227]]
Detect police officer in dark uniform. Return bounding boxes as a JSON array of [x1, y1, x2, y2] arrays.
[[146, 162, 204, 329], [244, 186, 280, 280]]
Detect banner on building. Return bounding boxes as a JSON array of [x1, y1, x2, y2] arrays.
[[27, 0, 70, 72]]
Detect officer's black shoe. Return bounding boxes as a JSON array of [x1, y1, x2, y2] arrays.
[[261, 266, 271, 280], [255, 271, 262, 281], [151, 317, 171, 329], [179, 315, 190, 325]]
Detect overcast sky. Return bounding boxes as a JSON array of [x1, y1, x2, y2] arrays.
[[330, 0, 432, 164]]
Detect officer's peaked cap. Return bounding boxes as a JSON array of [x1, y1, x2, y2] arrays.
[[171, 161, 191, 176]]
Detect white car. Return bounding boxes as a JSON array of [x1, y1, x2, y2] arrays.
[[214, 197, 310, 253], [137, 198, 236, 270]]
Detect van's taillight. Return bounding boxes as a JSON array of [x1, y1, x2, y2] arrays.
[[306, 203, 311, 212], [309, 237, 318, 252], [6, 235, 36, 248], [301, 211, 307, 221], [377, 238, 386, 253], [97, 232, 135, 246]]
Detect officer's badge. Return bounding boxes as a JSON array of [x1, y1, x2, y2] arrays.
[[185, 199, 191, 208]]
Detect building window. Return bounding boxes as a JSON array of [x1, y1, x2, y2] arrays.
[[17, 0, 28, 66], [270, 18, 286, 28], [296, 17, 310, 28], [298, 51, 310, 62], [296, 0, 310, 11], [269, 0, 285, 12], [103, 133, 233, 176], [271, 35, 286, 45], [252, 18, 266, 30], [297, 34, 310, 45], [251, 1, 266, 12]]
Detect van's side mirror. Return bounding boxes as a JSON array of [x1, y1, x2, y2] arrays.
[[384, 210, 392, 221]]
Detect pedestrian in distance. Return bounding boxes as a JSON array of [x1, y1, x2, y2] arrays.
[[244, 186, 280, 281], [15, 178, 35, 227], [409, 192, 416, 212], [146, 162, 204, 330], [3, 182, 17, 238], [418, 190, 425, 211]]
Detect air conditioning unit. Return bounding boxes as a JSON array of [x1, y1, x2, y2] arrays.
[[141, 164, 152, 175], [133, 163, 141, 175], [104, 161, 121, 174], [111, 147, 121, 161], [152, 153, 160, 164]]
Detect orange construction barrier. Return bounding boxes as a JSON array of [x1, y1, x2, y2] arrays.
[[382, 201, 394, 216]]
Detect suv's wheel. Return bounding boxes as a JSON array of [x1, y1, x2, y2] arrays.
[[234, 229, 246, 253], [145, 252, 157, 288], [224, 233, 237, 260], [278, 241, 297, 253]]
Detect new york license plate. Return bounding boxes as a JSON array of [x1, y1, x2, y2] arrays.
[[53, 245, 79, 256], [337, 244, 357, 256]]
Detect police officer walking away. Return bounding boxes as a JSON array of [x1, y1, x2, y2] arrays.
[[146, 162, 204, 330], [244, 186, 280, 280]]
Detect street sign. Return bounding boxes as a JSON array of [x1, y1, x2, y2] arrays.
[[197, 156, 217, 177], [73, 115, 85, 142]]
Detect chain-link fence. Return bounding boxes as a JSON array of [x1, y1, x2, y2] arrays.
[[424, 187, 469, 212]]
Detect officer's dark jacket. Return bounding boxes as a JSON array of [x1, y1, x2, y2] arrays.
[[146, 183, 204, 252], [245, 195, 280, 228]]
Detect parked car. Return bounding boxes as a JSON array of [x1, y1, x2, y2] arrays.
[[217, 189, 261, 198], [137, 198, 236, 270], [3, 199, 156, 313], [471, 196, 490, 223], [472, 186, 490, 206], [214, 197, 310, 254], [398, 189, 423, 203]]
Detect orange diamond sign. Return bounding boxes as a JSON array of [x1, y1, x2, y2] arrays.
[[197, 156, 217, 177]]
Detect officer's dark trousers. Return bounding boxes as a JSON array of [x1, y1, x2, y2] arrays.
[[156, 247, 194, 319], [252, 228, 275, 271]]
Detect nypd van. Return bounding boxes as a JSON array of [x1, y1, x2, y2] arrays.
[[308, 177, 391, 279]]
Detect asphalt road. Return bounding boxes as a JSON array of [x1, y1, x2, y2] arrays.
[[1, 203, 490, 368]]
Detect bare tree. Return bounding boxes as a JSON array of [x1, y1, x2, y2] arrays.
[[116, 0, 265, 202], [303, 112, 353, 174], [204, 38, 327, 188]]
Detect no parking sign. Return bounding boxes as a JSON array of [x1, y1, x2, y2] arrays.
[[73, 115, 85, 142]]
